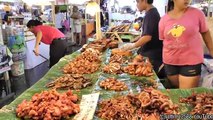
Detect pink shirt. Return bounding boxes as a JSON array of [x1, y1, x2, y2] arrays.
[[159, 7, 208, 65], [33, 25, 65, 44]]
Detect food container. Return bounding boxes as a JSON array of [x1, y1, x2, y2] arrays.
[[11, 60, 24, 76], [12, 51, 26, 62]]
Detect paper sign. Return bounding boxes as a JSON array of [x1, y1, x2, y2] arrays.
[[73, 93, 100, 120]]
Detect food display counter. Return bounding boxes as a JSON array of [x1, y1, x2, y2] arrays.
[[0, 39, 212, 120]]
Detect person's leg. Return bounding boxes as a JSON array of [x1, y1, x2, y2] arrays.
[[73, 25, 77, 44], [49, 39, 67, 68], [78, 33, 82, 45], [49, 44, 54, 68], [74, 25, 81, 45], [179, 64, 202, 89], [74, 33, 78, 44], [77, 25, 82, 45], [164, 64, 180, 88], [167, 75, 179, 88], [179, 75, 200, 89]]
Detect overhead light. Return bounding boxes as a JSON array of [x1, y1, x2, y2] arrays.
[[85, 1, 100, 16]]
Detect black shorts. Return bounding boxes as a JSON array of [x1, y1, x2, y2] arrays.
[[164, 64, 202, 77]]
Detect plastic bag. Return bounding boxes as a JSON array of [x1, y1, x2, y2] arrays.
[[63, 19, 70, 32], [200, 60, 213, 88], [201, 73, 213, 88]]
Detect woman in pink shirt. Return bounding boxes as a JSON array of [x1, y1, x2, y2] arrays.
[[159, 0, 213, 89], [27, 20, 67, 68]]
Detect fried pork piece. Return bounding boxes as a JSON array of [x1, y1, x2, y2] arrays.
[[180, 93, 213, 114], [16, 90, 80, 120], [63, 48, 101, 74], [107, 40, 119, 49], [127, 88, 179, 119], [46, 74, 92, 90], [132, 55, 144, 63], [63, 59, 100, 74], [99, 78, 128, 91], [111, 49, 132, 57], [109, 54, 125, 64], [97, 88, 178, 120], [97, 97, 135, 120], [102, 62, 122, 74], [131, 79, 158, 90], [123, 58, 154, 77], [81, 39, 110, 52], [76, 48, 101, 62]]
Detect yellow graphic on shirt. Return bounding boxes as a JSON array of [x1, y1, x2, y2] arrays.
[[167, 25, 186, 38]]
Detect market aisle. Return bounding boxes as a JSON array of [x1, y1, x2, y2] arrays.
[[25, 61, 49, 87]]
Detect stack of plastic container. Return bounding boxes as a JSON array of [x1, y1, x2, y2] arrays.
[[6, 26, 26, 76]]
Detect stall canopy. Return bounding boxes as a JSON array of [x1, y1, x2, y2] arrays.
[[22, 0, 54, 6], [68, 0, 90, 5], [0, 0, 22, 3]]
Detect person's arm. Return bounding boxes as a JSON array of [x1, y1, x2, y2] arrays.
[[197, 9, 213, 57], [120, 11, 159, 51], [134, 35, 152, 48], [202, 30, 213, 57], [71, 13, 79, 19], [34, 31, 42, 56], [120, 35, 151, 50], [132, 36, 140, 42]]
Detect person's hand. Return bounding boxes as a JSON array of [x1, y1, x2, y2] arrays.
[[33, 47, 39, 56], [120, 43, 135, 51]]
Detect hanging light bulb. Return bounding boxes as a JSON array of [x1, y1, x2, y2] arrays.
[[86, 1, 100, 16]]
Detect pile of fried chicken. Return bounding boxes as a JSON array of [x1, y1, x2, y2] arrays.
[[16, 90, 80, 120]]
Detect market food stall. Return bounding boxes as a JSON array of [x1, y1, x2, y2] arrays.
[[0, 38, 212, 119], [0, 0, 213, 119]]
